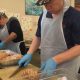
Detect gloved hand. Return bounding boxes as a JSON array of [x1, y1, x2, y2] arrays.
[[18, 53, 32, 67], [41, 58, 57, 76], [0, 41, 5, 49]]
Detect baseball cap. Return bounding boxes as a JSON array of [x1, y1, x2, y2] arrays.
[[35, 0, 51, 6]]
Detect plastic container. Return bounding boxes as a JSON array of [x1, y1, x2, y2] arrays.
[[39, 68, 68, 80]]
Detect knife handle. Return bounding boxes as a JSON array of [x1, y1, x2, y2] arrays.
[[19, 62, 25, 68], [78, 67, 80, 74]]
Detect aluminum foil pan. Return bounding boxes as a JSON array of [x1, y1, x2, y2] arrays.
[[0, 59, 20, 67], [0, 50, 22, 67]]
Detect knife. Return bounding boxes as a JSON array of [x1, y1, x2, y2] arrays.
[[9, 62, 25, 78]]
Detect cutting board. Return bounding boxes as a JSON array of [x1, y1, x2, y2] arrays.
[[0, 64, 68, 80], [0, 64, 39, 80]]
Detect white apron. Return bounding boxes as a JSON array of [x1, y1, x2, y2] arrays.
[[0, 25, 23, 54], [41, 10, 80, 80]]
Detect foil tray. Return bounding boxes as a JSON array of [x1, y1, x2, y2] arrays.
[[0, 59, 20, 68], [0, 50, 22, 68]]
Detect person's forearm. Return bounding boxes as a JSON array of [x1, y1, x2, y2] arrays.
[[3, 32, 17, 43], [53, 45, 80, 64], [27, 36, 41, 54]]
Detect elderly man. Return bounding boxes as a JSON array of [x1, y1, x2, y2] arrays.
[[19, 0, 80, 79]]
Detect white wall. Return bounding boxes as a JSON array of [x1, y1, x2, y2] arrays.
[[0, 0, 75, 14], [71, 0, 75, 7], [0, 0, 25, 15], [0, 0, 39, 41]]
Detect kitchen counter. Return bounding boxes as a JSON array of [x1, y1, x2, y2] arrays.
[[0, 64, 39, 80]]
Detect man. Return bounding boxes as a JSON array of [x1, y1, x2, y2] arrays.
[[19, 0, 80, 79], [0, 12, 26, 55]]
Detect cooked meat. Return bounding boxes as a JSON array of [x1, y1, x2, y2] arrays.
[[2, 54, 22, 61], [22, 68, 39, 80], [0, 53, 9, 60]]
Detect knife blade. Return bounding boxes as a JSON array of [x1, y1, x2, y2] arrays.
[[9, 62, 24, 78], [0, 63, 4, 69]]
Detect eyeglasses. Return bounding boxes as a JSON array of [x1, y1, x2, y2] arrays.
[[35, 0, 51, 6]]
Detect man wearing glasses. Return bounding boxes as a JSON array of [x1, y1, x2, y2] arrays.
[[19, 0, 80, 79]]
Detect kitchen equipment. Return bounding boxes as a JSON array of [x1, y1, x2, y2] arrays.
[[9, 63, 24, 78], [8, 68, 68, 80], [0, 51, 68, 80], [0, 50, 22, 68], [0, 64, 39, 80], [40, 68, 68, 80], [0, 67, 68, 80], [0, 59, 19, 68]]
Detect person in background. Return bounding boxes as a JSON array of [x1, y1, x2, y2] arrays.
[[19, 0, 80, 79], [0, 12, 26, 55]]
